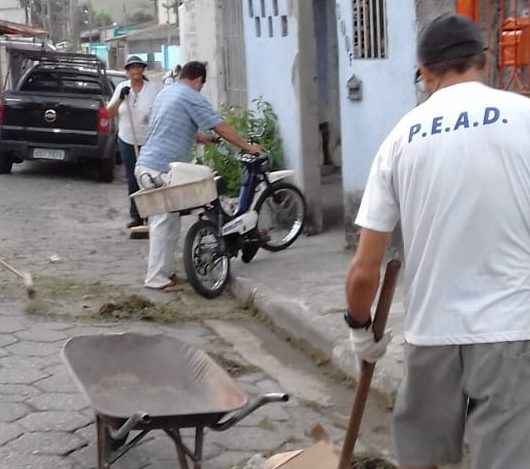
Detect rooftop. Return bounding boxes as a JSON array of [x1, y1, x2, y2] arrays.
[[0, 19, 47, 37]]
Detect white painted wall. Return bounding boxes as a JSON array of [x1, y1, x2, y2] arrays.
[[242, 0, 302, 180], [0, 0, 26, 24], [337, 0, 418, 193]]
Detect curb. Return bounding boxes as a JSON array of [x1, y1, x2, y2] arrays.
[[229, 274, 403, 403]]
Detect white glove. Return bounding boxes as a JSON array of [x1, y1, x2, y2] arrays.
[[349, 327, 392, 364]]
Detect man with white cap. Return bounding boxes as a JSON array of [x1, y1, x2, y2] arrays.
[[107, 56, 159, 229], [345, 14, 530, 469]]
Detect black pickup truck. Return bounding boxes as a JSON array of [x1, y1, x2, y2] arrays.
[[0, 52, 117, 182]]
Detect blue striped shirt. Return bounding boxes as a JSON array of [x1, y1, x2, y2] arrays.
[[137, 82, 222, 172]]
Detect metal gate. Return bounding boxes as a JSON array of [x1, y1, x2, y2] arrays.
[[222, 0, 248, 108]]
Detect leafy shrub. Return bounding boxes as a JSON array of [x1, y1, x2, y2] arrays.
[[193, 98, 284, 196]]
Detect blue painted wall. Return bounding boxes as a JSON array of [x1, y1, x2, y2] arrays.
[[337, 0, 418, 193], [242, 0, 302, 182], [161, 45, 184, 70]]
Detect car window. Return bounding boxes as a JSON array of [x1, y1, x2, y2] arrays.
[[21, 72, 61, 92], [62, 75, 104, 94], [21, 71, 107, 95]]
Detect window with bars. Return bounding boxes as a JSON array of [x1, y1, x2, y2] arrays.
[[249, 0, 288, 38], [352, 0, 388, 59]]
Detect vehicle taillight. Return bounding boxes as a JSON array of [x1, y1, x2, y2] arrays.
[[97, 105, 110, 135]]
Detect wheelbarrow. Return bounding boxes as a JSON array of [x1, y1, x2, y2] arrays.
[[61, 333, 289, 469]]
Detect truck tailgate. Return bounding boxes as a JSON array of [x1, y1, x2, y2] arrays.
[[3, 94, 100, 146]]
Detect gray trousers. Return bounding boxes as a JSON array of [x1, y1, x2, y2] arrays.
[[393, 341, 530, 469]]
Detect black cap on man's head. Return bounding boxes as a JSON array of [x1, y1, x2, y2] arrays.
[[418, 14, 485, 66]]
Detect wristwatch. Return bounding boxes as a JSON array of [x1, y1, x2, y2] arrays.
[[344, 311, 372, 330]]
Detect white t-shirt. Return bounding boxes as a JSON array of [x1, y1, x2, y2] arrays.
[[108, 79, 159, 145], [356, 82, 530, 346]]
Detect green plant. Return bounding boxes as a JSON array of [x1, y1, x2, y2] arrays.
[[193, 99, 284, 197]]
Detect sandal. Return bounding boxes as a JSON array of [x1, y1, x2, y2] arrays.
[[161, 279, 183, 292]]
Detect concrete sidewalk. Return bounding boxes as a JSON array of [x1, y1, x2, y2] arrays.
[[228, 225, 407, 402]]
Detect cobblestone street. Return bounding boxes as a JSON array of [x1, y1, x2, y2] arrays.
[[0, 163, 393, 468]]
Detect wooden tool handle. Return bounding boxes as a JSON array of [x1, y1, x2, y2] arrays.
[[0, 257, 24, 279], [337, 259, 401, 469], [125, 98, 140, 158], [372, 259, 401, 342]]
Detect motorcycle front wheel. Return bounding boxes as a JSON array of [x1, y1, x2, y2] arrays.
[[183, 219, 230, 299], [255, 182, 306, 252]]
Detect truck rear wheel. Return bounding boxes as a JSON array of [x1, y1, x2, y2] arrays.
[[0, 155, 13, 174]]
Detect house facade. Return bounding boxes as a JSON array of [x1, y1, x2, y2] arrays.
[[179, 0, 513, 243], [99, 16, 183, 70]]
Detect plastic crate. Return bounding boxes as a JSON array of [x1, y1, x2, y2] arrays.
[[132, 176, 217, 218]]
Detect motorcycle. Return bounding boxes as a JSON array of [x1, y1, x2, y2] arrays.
[[183, 152, 306, 298]]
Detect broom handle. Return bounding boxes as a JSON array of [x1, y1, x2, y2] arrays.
[[0, 257, 25, 279], [337, 259, 401, 469], [125, 97, 140, 158]]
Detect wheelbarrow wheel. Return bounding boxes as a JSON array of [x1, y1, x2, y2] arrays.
[[184, 219, 230, 299]]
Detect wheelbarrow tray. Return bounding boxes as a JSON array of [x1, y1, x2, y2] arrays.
[[62, 333, 248, 426], [62, 333, 288, 469]]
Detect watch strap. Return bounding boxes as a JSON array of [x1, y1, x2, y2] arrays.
[[344, 311, 372, 330]]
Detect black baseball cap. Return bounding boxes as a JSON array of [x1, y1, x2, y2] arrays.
[[418, 14, 486, 66]]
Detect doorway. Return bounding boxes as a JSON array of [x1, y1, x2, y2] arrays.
[[313, 0, 344, 228]]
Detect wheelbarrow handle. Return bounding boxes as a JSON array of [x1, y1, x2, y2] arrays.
[[210, 393, 289, 432], [110, 412, 151, 441]]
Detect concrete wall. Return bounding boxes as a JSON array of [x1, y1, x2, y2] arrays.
[[242, 0, 302, 179], [337, 0, 418, 243], [416, 0, 454, 31], [179, 0, 225, 106]]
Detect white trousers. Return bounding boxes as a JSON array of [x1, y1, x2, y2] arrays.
[[135, 165, 181, 289]]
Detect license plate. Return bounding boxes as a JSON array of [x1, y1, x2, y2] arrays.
[[33, 148, 65, 160]]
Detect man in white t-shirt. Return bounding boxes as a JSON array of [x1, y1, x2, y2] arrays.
[[107, 56, 160, 228], [345, 14, 530, 469]]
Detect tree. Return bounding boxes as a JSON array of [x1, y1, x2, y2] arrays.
[[95, 11, 113, 27], [20, 0, 70, 42], [130, 10, 155, 24]]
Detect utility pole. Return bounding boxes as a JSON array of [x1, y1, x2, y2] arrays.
[[47, 0, 54, 41], [122, 1, 128, 25], [70, 0, 80, 51], [151, 0, 159, 23], [23, 0, 30, 24]]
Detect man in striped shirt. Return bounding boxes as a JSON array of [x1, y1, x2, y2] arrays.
[[136, 61, 262, 290]]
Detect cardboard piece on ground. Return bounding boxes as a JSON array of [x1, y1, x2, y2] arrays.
[[264, 441, 340, 469]]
